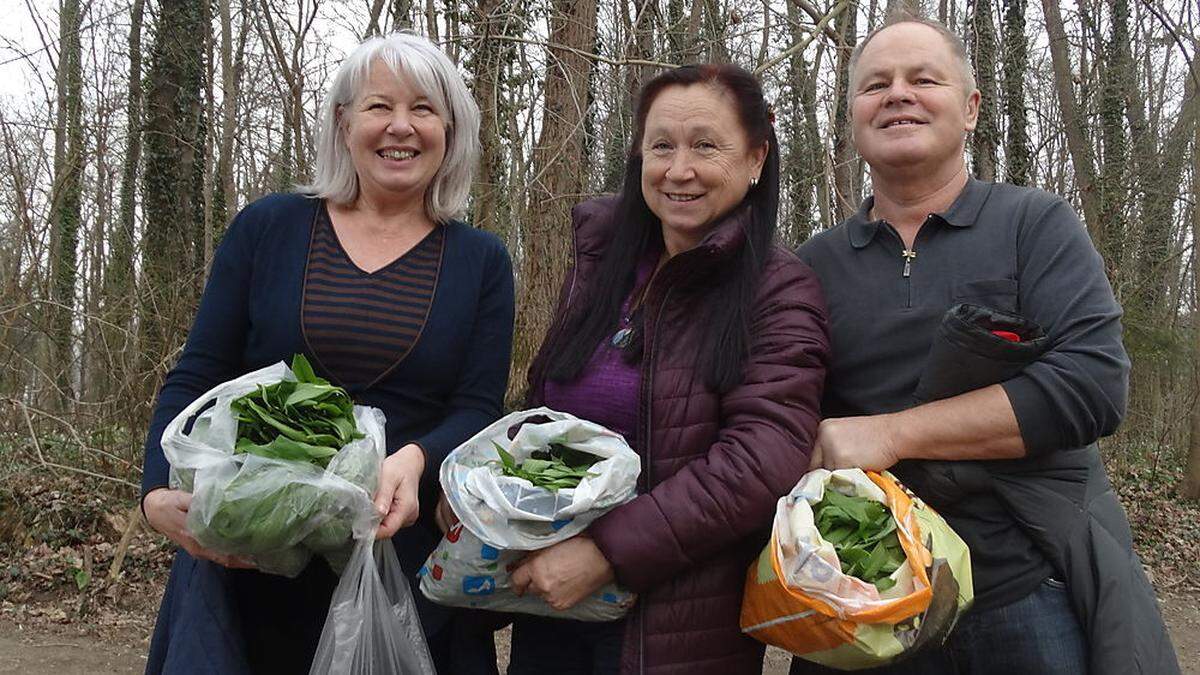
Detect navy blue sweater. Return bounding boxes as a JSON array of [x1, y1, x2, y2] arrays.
[[141, 192, 515, 524]]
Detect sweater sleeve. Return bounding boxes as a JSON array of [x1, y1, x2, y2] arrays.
[[1000, 197, 1130, 455], [588, 259, 831, 592], [409, 236, 515, 494], [140, 202, 263, 500]]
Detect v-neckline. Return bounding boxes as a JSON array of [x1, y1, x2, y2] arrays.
[[320, 201, 439, 276]]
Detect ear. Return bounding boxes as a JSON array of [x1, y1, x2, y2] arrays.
[[750, 139, 769, 177], [963, 88, 981, 132]]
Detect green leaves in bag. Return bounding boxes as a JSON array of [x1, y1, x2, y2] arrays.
[[813, 489, 905, 592], [230, 354, 364, 468], [494, 441, 601, 492]]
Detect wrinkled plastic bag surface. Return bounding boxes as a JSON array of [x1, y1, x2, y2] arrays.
[[440, 407, 641, 550], [310, 537, 436, 675], [421, 408, 640, 620], [420, 522, 635, 621], [162, 361, 386, 576], [741, 469, 973, 670]]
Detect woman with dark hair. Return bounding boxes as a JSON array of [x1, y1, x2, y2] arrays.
[[507, 64, 831, 673]]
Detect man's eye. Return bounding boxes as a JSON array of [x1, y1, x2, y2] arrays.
[[916, 78, 937, 85], [651, 142, 672, 151], [865, 82, 886, 91]]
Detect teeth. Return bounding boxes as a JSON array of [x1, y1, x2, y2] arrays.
[[887, 120, 919, 128], [667, 193, 700, 202], [380, 149, 417, 160]]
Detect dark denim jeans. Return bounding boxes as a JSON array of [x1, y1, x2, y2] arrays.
[[790, 578, 1088, 675], [506, 614, 625, 674]]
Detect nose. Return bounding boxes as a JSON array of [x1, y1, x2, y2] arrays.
[[882, 79, 916, 105], [386, 109, 414, 137], [664, 150, 695, 183]]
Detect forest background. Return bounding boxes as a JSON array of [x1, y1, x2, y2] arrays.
[[0, 0, 1197, 662]]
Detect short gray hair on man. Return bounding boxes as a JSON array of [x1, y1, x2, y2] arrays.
[[847, 12, 977, 96], [298, 32, 481, 223]]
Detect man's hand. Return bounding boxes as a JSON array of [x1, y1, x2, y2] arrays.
[[510, 536, 615, 611], [374, 444, 426, 539], [808, 414, 902, 471], [143, 488, 256, 568]]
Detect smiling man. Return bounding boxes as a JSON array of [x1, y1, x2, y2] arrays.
[[792, 14, 1179, 675]]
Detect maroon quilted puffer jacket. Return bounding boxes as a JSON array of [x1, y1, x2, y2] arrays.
[[527, 197, 830, 674]]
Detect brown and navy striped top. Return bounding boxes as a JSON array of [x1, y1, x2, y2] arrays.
[[302, 204, 444, 390]]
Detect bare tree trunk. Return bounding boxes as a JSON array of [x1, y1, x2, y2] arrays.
[[1041, 0, 1101, 233], [1186, 119, 1200, 500], [425, 0, 439, 40], [1001, 0, 1030, 184], [831, 2, 859, 221], [885, 0, 921, 19], [1096, 0, 1129, 279], [106, 0, 145, 319], [215, 0, 245, 232], [1133, 73, 1198, 315], [141, 0, 207, 388], [510, 0, 597, 402], [782, 0, 822, 244], [970, 0, 999, 181], [48, 0, 84, 404], [391, 0, 413, 29], [466, 0, 521, 238], [702, 0, 731, 63]]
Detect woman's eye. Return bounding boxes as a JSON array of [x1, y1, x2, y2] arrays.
[[651, 142, 671, 151], [414, 103, 435, 113], [367, 102, 388, 111], [696, 141, 717, 151]]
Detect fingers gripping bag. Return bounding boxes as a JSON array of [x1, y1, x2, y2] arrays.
[[161, 355, 386, 576], [740, 469, 973, 671], [419, 408, 640, 620]]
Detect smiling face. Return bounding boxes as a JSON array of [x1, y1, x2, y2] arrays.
[[850, 22, 980, 177], [340, 61, 447, 209], [639, 84, 768, 256]]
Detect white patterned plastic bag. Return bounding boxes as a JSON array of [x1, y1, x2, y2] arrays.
[[422, 407, 641, 620], [439, 407, 641, 550], [161, 361, 386, 576], [419, 522, 635, 621]]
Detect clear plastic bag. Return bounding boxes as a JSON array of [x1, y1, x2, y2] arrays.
[[162, 361, 386, 577], [310, 537, 436, 675]]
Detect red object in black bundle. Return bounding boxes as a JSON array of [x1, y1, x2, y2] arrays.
[[991, 330, 1021, 342]]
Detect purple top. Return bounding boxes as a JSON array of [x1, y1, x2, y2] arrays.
[[542, 253, 658, 442]]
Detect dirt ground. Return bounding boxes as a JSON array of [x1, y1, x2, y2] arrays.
[[0, 591, 1196, 674]]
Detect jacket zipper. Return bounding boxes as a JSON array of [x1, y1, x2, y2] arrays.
[[638, 281, 673, 675]]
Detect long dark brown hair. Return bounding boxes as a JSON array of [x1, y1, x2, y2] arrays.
[[544, 63, 780, 393]]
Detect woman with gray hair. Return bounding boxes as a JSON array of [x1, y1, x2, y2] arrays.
[[139, 32, 513, 673]]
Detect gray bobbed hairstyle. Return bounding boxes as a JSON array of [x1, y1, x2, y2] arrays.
[[298, 32, 480, 223]]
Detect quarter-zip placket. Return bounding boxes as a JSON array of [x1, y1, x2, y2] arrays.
[[883, 215, 933, 308]]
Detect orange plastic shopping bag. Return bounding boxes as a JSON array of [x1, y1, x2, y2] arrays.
[[741, 469, 972, 670]]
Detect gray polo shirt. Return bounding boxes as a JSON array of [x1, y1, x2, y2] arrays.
[[798, 177, 1130, 609]]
